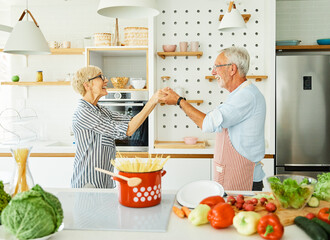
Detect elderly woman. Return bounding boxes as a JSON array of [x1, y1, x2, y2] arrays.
[[71, 65, 165, 188]]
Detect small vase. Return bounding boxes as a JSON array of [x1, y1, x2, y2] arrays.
[[10, 146, 34, 197]]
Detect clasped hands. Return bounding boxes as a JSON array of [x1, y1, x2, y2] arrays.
[[152, 87, 181, 105]]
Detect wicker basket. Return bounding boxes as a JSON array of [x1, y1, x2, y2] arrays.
[[94, 33, 112, 46], [124, 27, 148, 46]]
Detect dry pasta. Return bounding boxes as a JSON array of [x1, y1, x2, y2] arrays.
[[111, 155, 170, 172], [12, 148, 30, 196]]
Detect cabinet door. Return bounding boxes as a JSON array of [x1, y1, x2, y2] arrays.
[[0, 157, 14, 184], [261, 158, 274, 192], [29, 157, 74, 188], [161, 158, 211, 191]]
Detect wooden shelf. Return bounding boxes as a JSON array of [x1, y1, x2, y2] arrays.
[[276, 45, 330, 51], [50, 48, 85, 55], [160, 100, 203, 106], [0, 48, 85, 55], [205, 75, 268, 82], [157, 51, 203, 59], [0, 81, 70, 86]]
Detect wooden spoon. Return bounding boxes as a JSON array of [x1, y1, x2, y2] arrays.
[[95, 167, 142, 187]]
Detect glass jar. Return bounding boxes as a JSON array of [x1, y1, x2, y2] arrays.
[[36, 71, 43, 82], [9, 146, 34, 196]]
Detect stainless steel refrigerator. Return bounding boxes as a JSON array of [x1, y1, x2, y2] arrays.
[[276, 52, 330, 178]]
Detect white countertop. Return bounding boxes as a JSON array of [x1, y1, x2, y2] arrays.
[[0, 140, 274, 156], [28, 188, 311, 240]]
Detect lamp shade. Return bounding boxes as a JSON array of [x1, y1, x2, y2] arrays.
[[97, 0, 159, 19], [218, 5, 246, 31], [4, 21, 50, 55]]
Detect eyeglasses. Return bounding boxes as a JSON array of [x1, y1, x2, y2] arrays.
[[212, 64, 232, 71], [88, 74, 106, 82]]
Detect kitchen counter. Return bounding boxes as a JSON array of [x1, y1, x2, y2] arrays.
[[0, 141, 274, 158], [31, 188, 312, 240]]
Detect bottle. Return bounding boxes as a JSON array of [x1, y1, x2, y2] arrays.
[[36, 71, 43, 82]]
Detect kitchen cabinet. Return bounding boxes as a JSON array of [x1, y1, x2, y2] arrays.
[[29, 157, 74, 188], [0, 156, 74, 189], [86, 47, 149, 90], [262, 158, 274, 192], [161, 158, 211, 190]]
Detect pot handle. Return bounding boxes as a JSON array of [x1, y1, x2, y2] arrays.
[[113, 176, 126, 184], [161, 169, 167, 177]]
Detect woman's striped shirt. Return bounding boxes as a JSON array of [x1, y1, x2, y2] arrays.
[[71, 99, 131, 188]]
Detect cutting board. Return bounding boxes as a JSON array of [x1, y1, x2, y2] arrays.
[[57, 191, 175, 232], [235, 196, 330, 226]]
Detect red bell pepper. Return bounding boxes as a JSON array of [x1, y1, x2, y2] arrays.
[[257, 213, 284, 240], [207, 202, 235, 229], [200, 195, 225, 208], [318, 207, 330, 224]]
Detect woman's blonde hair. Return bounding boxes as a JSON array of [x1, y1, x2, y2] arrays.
[[71, 65, 102, 96]]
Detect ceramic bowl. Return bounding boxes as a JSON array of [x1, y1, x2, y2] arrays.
[[162, 45, 177, 52], [267, 174, 316, 210], [183, 136, 198, 145], [131, 79, 146, 89], [110, 77, 129, 89], [316, 38, 330, 45]]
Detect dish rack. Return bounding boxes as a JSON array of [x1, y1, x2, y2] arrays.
[[0, 108, 38, 145]]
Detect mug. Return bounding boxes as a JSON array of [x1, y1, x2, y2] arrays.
[[48, 41, 60, 49], [179, 42, 188, 52], [190, 41, 199, 52], [61, 41, 71, 48]]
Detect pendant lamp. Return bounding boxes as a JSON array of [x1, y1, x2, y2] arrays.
[[4, 9, 50, 55], [218, 1, 248, 31], [97, 0, 159, 19]]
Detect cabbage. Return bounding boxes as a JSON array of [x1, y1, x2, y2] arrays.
[[0, 185, 63, 240], [313, 172, 330, 202]]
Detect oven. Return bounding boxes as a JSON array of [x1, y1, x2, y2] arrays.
[[98, 91, 149, 152]]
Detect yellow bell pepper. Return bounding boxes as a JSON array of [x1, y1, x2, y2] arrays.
[[188, 204, 211, 226], [233, 211, 261, 235]]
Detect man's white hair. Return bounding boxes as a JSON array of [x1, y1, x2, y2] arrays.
[[220, 47, 250, 77]]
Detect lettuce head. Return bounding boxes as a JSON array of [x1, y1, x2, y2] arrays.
[[313, 172, 330, 202], [0, 184, 63, 240]]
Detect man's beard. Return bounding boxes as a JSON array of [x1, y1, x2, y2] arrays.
[[215, 74, 225, 89]]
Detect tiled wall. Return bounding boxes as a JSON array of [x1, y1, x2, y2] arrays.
[[276, 0, 330, 45]]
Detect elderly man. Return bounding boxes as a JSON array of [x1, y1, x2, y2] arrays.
[[161, 47, 266, 191]]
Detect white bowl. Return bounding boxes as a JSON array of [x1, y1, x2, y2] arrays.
[[131, 79, 146, 89]]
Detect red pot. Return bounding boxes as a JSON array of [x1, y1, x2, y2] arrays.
[[113, 169, 166, 208]]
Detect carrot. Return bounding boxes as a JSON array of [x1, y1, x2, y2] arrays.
[[172, 206, 185, 218], [181, 206, 191, 217]]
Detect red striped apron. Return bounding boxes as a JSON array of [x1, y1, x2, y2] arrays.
[[213, 80, 255, 191], [213, 128, 255, 191]]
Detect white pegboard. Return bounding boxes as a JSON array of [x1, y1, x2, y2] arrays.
[[155, 0, 268, 142]]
